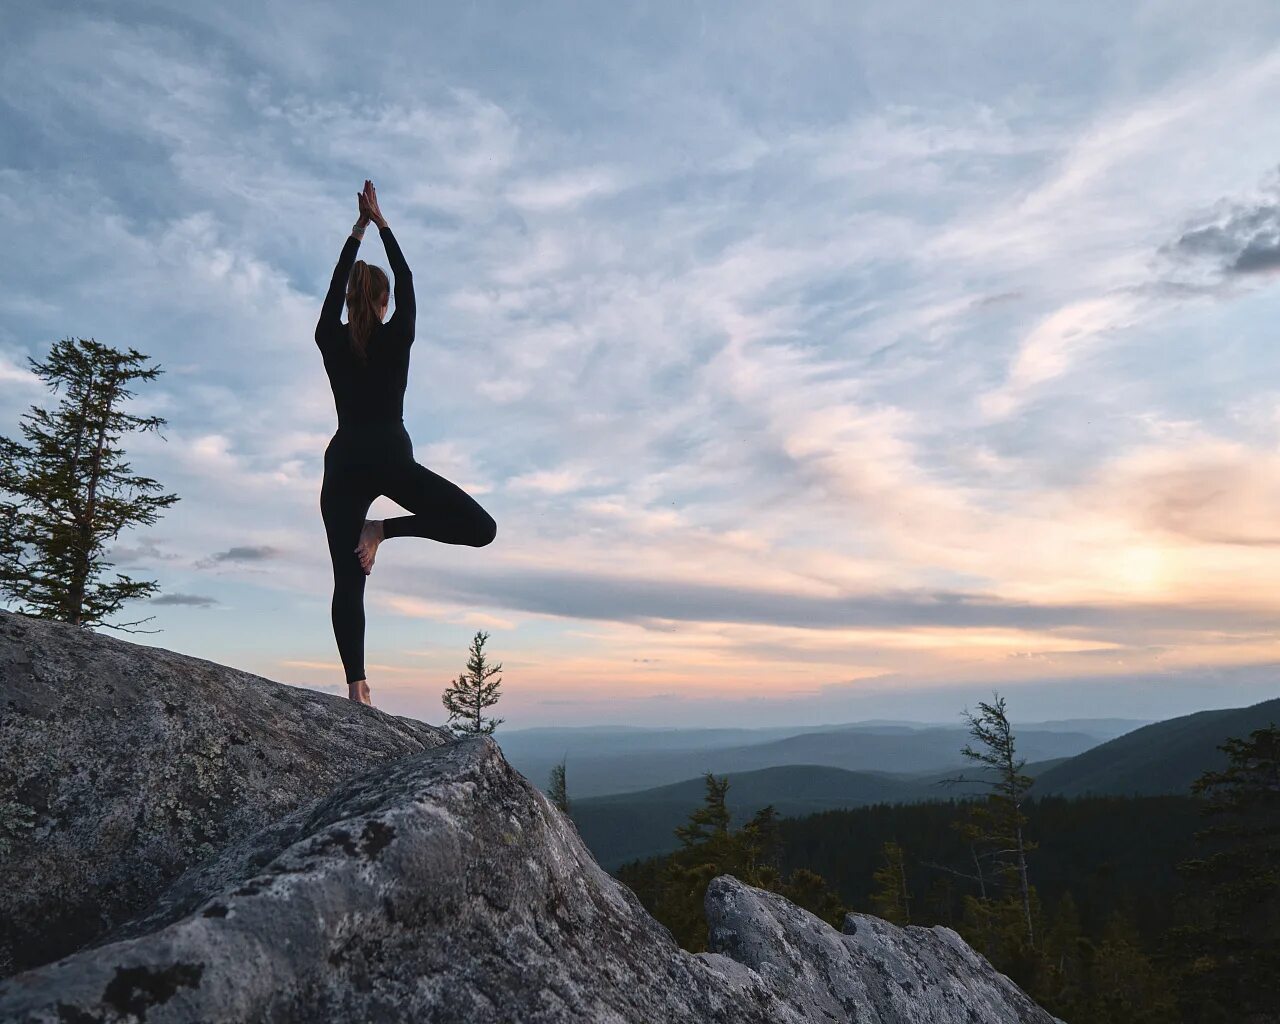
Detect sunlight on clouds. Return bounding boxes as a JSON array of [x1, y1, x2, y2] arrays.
[[371, 592, 518, 631], [279, 659, 340, 672], [459, 611, 519, 629], [1111, 546, 1172, 596], [371, 594, 455, 619], [1099, 438, 1280, 548], [457, 619, 1112, 701], [466, 613, 1280, 704]]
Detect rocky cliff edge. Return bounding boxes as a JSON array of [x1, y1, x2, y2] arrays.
[[0, 610, 1061, 1023]]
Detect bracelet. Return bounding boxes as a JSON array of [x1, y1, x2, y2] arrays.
[[351, 220, 367, 239]]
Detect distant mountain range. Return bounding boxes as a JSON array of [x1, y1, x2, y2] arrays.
[[548, 702, 1278, 870], [1030, 696, 1280, 797], [497, 718, 1142, 799], [573, 759, 1068, 869]]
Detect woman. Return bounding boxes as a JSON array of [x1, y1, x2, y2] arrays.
[[316, 180, 497, 707]]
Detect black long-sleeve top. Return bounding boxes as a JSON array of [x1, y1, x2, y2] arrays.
[[314, 224, 416, 428]]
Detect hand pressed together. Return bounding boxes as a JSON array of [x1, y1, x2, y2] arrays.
[[357, 179, 388, 230]]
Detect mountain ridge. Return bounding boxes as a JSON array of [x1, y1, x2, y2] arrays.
[[1030, 696, 1280, 797]]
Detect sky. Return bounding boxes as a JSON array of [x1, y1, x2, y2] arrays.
[[3, 1, 1280, 728]]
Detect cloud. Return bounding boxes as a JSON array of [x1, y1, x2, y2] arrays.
[[385, 561, 1278, 636], [9, 6, 1280, 724], [1164, 169, 1280, 276], [507, 465, 594, 495], [212, 545, 279, 561], [0, 350, 40, 386], [980, 293, 1145, 420], [369, 592, 517, 630], [106, 539, 183, 567], [505, 167, 629, 211], [1090, 437, 1280, 547], [981, 161, 1280, 420], [195, 545, 281, 569], [149, 592, 219, 607]]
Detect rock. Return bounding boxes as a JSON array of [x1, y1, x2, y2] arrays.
[[0, 610, 1062, 1023], [1, 736, 804, 1023], [707, 880, 1063, 1023], [0, 610, 450, 976]]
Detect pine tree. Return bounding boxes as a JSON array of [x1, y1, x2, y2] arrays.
[[0, 337, 179, 632], [1043, 891, 1085, 1003], [736, 803, 782, 885], [657, 773, 733, 951], [1170, 723, 1280, 1022], [548, 757, 570, 815], [654, 775, 848, 950], [960, 889, 998, 961], [958, 692, 1037, 949], [922, 874, 957, 928], [736, 802, 846, 929], [441, 630, 504, 735], [673, 773, 732, 855], [1082, 910, 1181, 1024], [870, 839, 912, 925]]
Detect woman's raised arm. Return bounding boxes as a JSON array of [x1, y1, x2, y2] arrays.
[[361, 181, 415, 341], [315, 186, 373, 344], [379, 224, 415, 341], [314, 230, 362, 344]]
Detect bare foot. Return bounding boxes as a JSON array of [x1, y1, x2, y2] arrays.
[[348, 678, 373, 706], [354, 519, 384, 574]]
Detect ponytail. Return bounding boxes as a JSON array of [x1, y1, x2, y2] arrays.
[[345, 260, 390, 363]]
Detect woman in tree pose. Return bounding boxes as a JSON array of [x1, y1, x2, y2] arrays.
[[316, 180, 497, 706]]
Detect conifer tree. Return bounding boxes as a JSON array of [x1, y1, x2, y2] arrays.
[[548, 757, 570, 815], [673, 773, 732, 856], [441, 630, 504, 735], [960, 888, 999, 961], [922, 874, 957, 928], [657, 773, 732, 951], [736, 803, 782, 885], [1044, 891, 1084, 995], [1082, 910, 1180, 1024], [958, 692, 1037, 948], [0, 337, 179, 632], [870, 839, 912, 925], [653, 774, 848, 950], [1171, 723, 1280, 1021]]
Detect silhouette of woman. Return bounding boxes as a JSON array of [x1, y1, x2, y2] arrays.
[[315, 180, 496, 706]]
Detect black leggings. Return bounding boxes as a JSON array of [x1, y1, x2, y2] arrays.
[[320, 423, 496, 684]]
